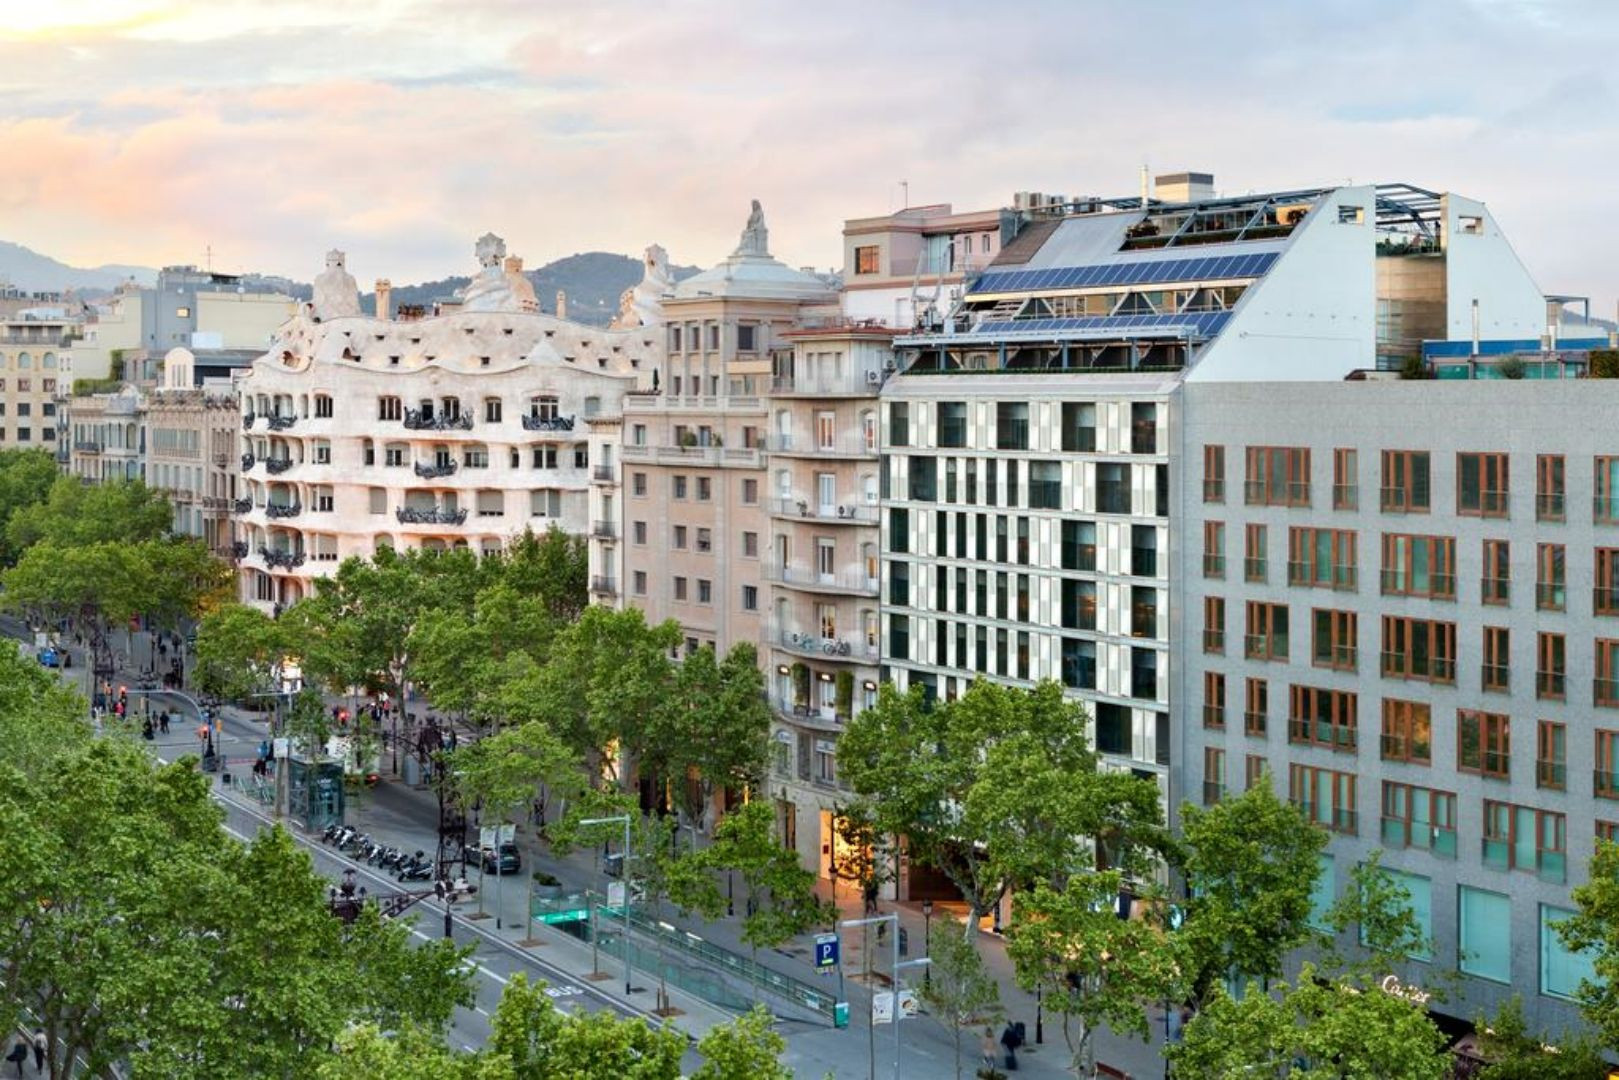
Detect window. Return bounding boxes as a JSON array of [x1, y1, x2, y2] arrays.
[[741, 478, 758, 505], [1380, 781, 1457, 856], [633, 571, 647, 596], [742, 531, 758, 557], [1061, 402, 1096, 452], [1598, 730, 1619, 798], [1598, 548, 1619, 616], [1288, 764, 1357, 833], [1381, 450, 1430, 512], [1244, 601, 1289, 661], [736, 324, 757, 352], [1203, 747, 1227, 805], [740, 584, 758, 611], [697, 579, 712, 604], [631, 521, 647, 545], [1245, 678, 1268, 736], [1243, 524, 1267, 582], [1482, 801, 1566, 882], [632, 472, 647, 497], [995, 401, 1028, 450], [1541, 905, 1598, 1001], [673, 476, 687, 500], [1203, 444, 1225, 502], [1288, 527, 1357, 589], [1131, 524, 1157, 577], [1060, 579, 1096, 631], [1245, 755, 1266, 791], [384, 443, 406, 467], [696, 476, 711, 501], [1537, 543, 1566, 610], [1457, 452, 1509, 517], [1061, 638, 1095, 690], [1597, 455, 1619, 523], [1538, 721, 1567, 791], [1130, 402, 1157, 454], [1458, 710, 1510, 779], [672, 526, 687, 550], [484, 398, 502, 423], [1203, 596, 1226, 654], [314, 486, 334, 512], [1459, 887, 1512, 982], [937, 401, 967, 448], [462, 444, 488, 468], [175, 305, 190, 318], [1029, 461, 1061, 510], [1537, 454, 1565, 521], [1481, 538, 1509, 605], [1380, 699, 1431, 764], [1095, 463, 1129, 514], [1288, 684, 1358, 752], [1203, 671, 1226, 730], [1380, 616, 1457, 683], [378, 396, 402, 421], [1244, 446, 1310, 506], [573, 445, 588, 469], [1202, 521, 1226, 578], [529, 395, 559, 421], [1061, 520, 1096, 571], [314, 394, 333, 418], [1538, 631, 1566, 700], [854, 245, 880, 274], [673, 577, 687, 601], [1482, 626, 1510, 693], [529, 490, 561, 517], [1598, 638, 1619, 707], [476, 490, 504, 518], [1333, 448, 1358, 510], [696, 528, 712, 553], [368, 488, 386, 514], [888, 402, 908, 447], [1311, 608, 1357, 670], [533, 445, 559, 469], [1380, 533, 1455, 598]]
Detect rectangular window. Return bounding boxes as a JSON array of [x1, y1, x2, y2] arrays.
[[1598, 639, 1619, 708], [1482, 626, 1510, 693], [888, 402, 908, 448], [1288, 684, 1358, 752], [1245, 677, 1268, 736], [1598, 730, 1619, 798], [1095, 462, 1129, 514], [672, 476, 687, 500], [995, 401, 1029, 450], [697, 579, 712, 604], [378, 396, 402, 421], [1481, 538, 1510, 606], [1060, 579, 1096, 631], [1537, 454, 1565, 521], [1541, 905, 1598, 1001], [1202, 521, 1226, 578], [1482, 801, 1565, 882], [1203, 671, 1226, 730], [1061, 402, 1096, 452], [1244, 446, 1310, 507], [1288, 763, 1357, 833], [1203, 746, 1227, 805], [1538, 631, 1566, 700], [1380, 781, 1457, 857], [1333, 448, 1358, 510], [1244, 523, 1267, 582], [937, 402, 967, 448], [1245, 754, 1266, 791], [1458, 709, 1510, 779], [696, 476, 711, 501], [1061, 520, 1096, 571], [1380, 699, 1431, 764], [740, 478, 758, 504], [1537, 543, 1566, 611], [695, 527, 712, 553], [1598, 548, 1619, 616], [854, 245, 880, 274], [484, 398, 502, 423], [1597, 456, 1619, 523], [742, 531, 758, 558], [1311, 608, 1357, 671], [1457, 451, 1509, 517], [740, 585, 757, 611], [1131, 402, 1157, 455], [1538, 721, 1567, 791], [1029, 461, 1061, 510], [1244, 601, 1289, 661], [1459, 887, 1512, 982], [1381, 450, 1430, 513], [1380, 533, 1455, 598], [1203, 444, 1225, 503], [1204, 596, 1226, 654], [1288, 527, 1358, 590], [1380, 615, 1457, 683]]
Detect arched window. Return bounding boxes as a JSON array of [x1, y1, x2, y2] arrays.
[[16, 352, 31, 370], [41, 352, 56, 369]]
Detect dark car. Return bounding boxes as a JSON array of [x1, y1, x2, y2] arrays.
[[478, 842, 521, 875]]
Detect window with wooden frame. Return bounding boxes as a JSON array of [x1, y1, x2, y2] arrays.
[[1380, 615, 1457, 683], [1289, 527, 1358, 590], [1597, 548, 1619, 616], [1380, 781, 1457, 855], [1245, 446, 1311, 507], [1482, 800, 1565, 881], [1481, 539, 1509, 606], [1203, 444, 1225, 503], [1598, 639, 1619, 708], [1311, 608, 1357, 671], [1289, 684, 1358, 752], [1598, 730, 1619, 798], [1245, 601, 1289, 660], [1202, 521, 1226, 578], [1458, 709, 1510, 779], [1244, 523, 1268, 582], [1333, 448, 1358, 510], [1537, 631, 1566, 700], [1203, 671, 1226, 730], [1245, 754, 1266, 791], [1245, 677, 1268, 736], [1380, 698, 1432, 764], [1597, 456, 1619, 524], [1380, 532, 1456, 598], [1537, 543, 1566, 611], [1537, 721, 1566, 791], [1288, 763, 1357, 833], [1381, 450, 1431, 513], [1203, 595, 1226, 654], [1537, 454, 1565, 521], [1457, 452, 1509, 517], [1203, 747, 1227, 805], [1482, 626, 1510, 693], [1600, 820, 1619, 842]]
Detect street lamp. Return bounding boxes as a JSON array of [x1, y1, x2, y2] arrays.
[[581, 814, 633, 995], [920, 899, 933, 988], [841, 912, 930, 1080]]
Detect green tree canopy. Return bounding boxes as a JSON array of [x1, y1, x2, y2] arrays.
[[0, 448, 59, 565], [1553, 838, 1619, 1052], [6, 474, 172, 551]]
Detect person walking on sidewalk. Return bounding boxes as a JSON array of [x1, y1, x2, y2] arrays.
[[6, 1039, 25, 1079], [981, 1027, 999, 1070], [30, 1032, 43, 1075]]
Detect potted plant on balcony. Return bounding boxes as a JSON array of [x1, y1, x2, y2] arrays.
[[835, 670, 854, 720], [678, 430, 698, 448], [791, 662, 810, 711]]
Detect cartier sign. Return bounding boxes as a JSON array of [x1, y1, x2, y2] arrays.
[[1380, 974, 1432, 1005]]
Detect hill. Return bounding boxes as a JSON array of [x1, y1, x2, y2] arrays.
[[0, 241, 156, 293]]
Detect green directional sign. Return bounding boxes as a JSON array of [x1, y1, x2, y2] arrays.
[[540, 908, 589, 925], [833, 1001, 850, 1029]]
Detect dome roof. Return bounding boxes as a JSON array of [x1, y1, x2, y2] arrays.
[[673, 200, 835, 302]]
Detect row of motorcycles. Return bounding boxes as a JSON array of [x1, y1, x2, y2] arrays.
[[320, 823, 434, 881]]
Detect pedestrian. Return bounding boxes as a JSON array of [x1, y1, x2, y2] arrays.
[[863, 877, 879, 916], [981, 1027, 998, 1070], [5, 1039, 25, 1079], [1000, 1021, 1020, 1071], [159, 710, 170, 735], [30, 1031, 44, 1075]]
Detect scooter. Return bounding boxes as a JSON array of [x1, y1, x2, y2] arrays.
[[397, 852, 434, 882], [378, 847, 404, 871], [340, 831, 370, 855], [322, 823, 342, 844], [328, 825, 356, 849]]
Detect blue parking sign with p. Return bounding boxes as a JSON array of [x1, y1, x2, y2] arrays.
[[815, 933, 839, 970]]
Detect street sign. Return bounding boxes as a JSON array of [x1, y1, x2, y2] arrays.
[[871, 990, 919, 1025], [833, 1001, 849, 1028], [814, 932, 839, 970], [607, 881, 626, 907], [540, 909, 589, 925]]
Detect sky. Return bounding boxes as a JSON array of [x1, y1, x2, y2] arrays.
[[1, 0, 1616, 307]]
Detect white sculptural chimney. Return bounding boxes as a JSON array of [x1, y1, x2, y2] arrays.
[[556, 289, 567, 320], [374, 279, 392, 320]]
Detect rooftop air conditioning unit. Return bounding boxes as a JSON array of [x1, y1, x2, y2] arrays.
[[865, 371, 882, 386]]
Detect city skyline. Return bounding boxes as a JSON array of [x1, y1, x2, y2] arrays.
[[0, 0, 1615, 311]]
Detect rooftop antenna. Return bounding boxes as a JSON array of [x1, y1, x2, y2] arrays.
[[1140, 164, 1149, 210], [205, 244, 213, 273], [900, 180, 909, 210]]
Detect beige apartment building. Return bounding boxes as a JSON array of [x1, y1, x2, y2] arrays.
[[0, 309, 72, 452], [840, 200, 1004, 329], [620, 205, 837, 659], [144, 351, 241, 550]]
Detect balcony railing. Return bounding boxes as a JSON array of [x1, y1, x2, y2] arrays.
[[222, 541, 249, 560], [1537, 492, 1565, 521], [1597, 769, 1619, 799], [591, 520, 618, 540], [1379, 486, 1429, 513], [73, 440, 102, 453], [593, 465, 616, 483], [1286, 561, 1358, 590], [769, 372, 885, 395], [1202, 781, 1226, 806], [1315, 644, 1357, 670], [395, 506, 468, 525], [1597, 586, 1619, 616], [1202, 629, 1225, 653], [774, 626, 878, 662], [241, 414, 256, 430], [761, 562, 879, 595], [590, 576, 618, 595], [1202, 553, 1225, 578], [266, 414, 297, 431], [1380, 651, 1456, 683], [521, 413, 575, 432], [1244, 480, 1310, 507], [263, 458, 294, 475], [765, 433, 877, 457], [241, 453, 255, 471], [1380, 817, 1457, 858], [1598, 678, 1619, 708], [264, 503, 302, 519], [1244, 712, 1267, 735], [403, 408, 473, 431], [234, 498, 253, 514], [211, 452, 229, 468], [259, 547, 305, 570], [1378, 733, 1430, 762], [1537, 670, 1566, 699], [1379, 569, 1456, 598], [1243, 557, 1267, 582], [1481, 663, 1510, 692], [1332, 483, 1358, 510], [1596, 496, 1619, 524], [414, 460, 457, 479], [769, 497, 878, 524], [1201, 478, 1225, 503], [1537, 759, 1567, 789]]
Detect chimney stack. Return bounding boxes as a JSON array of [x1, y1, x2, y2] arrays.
[[374, 279, 392, 320], [556, 289, 567, 320]]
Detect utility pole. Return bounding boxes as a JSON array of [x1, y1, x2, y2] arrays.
[[842, 912, 930, 1079], [581, 814, 633, 995]]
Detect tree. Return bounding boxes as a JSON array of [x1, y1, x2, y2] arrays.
[[1177, 779, 1327, 1003], [828, 801, 888, 903], [1554, 838, 1619, 1051], [494, 524, 589, 622], [690, 800, 830, 959], [5, 474, 172, 551], [2, 540, 148, 685], [920, 926, 1003, 1080], [1475, 995, 1608, 1080], [194, 602, 297, 700], [693, 1005, 792, 1080], [654, 642, 771, 837], [486, 973, 687, 1077], [1322, 850, 1434, 980], [1168, 965, 1451, 1080], [1006, 871, 1181, 1078], [0, 449, 58, 565]]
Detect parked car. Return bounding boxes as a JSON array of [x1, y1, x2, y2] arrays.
[[36, 646, 64, 668], [477, 842, 521, 875]]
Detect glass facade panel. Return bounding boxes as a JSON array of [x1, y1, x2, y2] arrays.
[[1459, 886, 1511, 983], [1540, 905, 1597, 1000]]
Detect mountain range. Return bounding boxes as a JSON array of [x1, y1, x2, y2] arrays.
[[0, 240, 157, 293]]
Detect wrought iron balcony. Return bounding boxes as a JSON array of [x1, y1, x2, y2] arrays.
[[591, 520, 618, 539], [395, 506, 468, 525], [241, 414, 256, 430], [259, 547, 305, 570], [241, 453, 255, 471], [263, 458, 294, 474], [224, 541, 249, 560], [264, 503, 303, 519], [266, 414, 297, 431], [590, 576, 618, 595], [73, 440, 102, 453], [402, 408, 473, 431], [521, 413, 575, 432], [234, 498, 253, 514], [593, 465, 616, 483], [414, 460, 458, 479]]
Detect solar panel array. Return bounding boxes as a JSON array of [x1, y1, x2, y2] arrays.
[[971, 251, 1278, 295], [971, 311, 1234, 338]]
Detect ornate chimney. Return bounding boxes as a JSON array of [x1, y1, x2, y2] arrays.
[[555, 289, 567, 320], [374, 279, 392, 320]]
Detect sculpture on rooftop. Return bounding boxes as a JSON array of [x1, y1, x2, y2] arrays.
[[611, 243, 674, 329], [311, 249, 361, 320], [735, 200, 769, 257], [459, 233, 525, 313]]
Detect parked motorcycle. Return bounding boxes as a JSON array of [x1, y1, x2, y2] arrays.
[[321, 823, 341, 844], [378, 847, 404, 871], [397, 852, 434, 882]]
